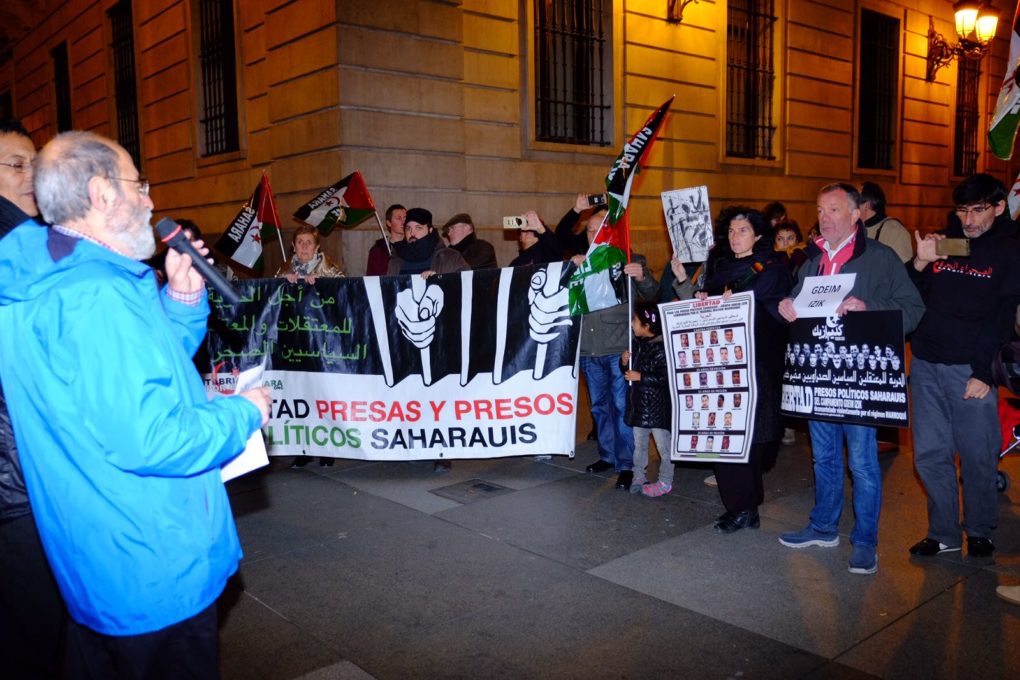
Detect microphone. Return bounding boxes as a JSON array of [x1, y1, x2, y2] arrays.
[[155, 217, 242, 305]]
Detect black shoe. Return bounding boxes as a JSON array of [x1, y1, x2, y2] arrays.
[[615, 470, 633, 490], [290, 457, 311, 468], [433, 460, 452, 474], [586, 459, 613, 474], [318, 457, 334, 467], [713, 510, 760, 534], [967, 536, 995, 558], [909, 537, 960, 557]]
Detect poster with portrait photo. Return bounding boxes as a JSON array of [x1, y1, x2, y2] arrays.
[[661, 291, 756, 464], [780, 310, 908, 428], [661, 185, 714, 263]]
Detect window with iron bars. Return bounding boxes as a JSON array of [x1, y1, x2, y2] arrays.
[[726, 0, 776, 160], [108, 0, 142, 169], [196, 0, 239, 156], [954, 58, 981, 177], [858, 10, 898, 170], [534, 0, 612, 147], [52, 42, 73, 133]]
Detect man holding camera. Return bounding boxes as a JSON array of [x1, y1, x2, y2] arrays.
[[509, 210, 561, 267], [908, 173, 1020, 560], [557, 195, 658, 490]]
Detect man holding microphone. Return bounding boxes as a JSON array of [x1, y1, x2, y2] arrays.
[[0, 130, 269, 677]]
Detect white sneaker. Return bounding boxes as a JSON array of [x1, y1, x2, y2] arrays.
[[534, 454, 552, 461], [782, 428, 796, 445], [703, 474, 717, 487]]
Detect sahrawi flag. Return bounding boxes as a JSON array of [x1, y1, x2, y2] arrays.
[[293, 171, 375, 235], [568, 96, 674, 315], [215, 172, 283, 271], [989, 3, 1020, 160], [1010, 169, 1020, 219]]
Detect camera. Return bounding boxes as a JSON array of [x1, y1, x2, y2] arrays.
[[502, 216, 527, 229], [587, 193, 607, 207]]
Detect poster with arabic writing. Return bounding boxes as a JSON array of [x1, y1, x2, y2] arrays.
[[661, 291, 756, 464], [200, 263, 581, 460], [780, 311, 908, 427]]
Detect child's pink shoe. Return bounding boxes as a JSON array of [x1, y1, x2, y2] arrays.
[[642, 481, 672, 498]]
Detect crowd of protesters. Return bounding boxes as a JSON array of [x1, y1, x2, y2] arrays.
[[3, 114, 1020, 678]]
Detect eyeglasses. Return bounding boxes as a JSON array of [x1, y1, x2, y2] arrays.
[[109, 175, 150, 197], [0, 160, 32, 173], [954, 203, 992, 217]]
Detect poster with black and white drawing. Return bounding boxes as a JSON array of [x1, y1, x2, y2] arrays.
[[661, 291, 756, 464], [661, 185, 714, 263], [780, 310, 908, 428]]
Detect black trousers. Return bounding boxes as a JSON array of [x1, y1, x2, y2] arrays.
[[64, 602, 219, 680], [714, 441, 780, 513], [0, 512, 67, 679]]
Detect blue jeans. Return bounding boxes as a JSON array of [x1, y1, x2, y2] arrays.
[[807, 420, 880, 548], [581, 354, 633, 471]]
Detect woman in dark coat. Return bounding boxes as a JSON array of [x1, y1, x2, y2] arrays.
[[697, 206, 792, 533]]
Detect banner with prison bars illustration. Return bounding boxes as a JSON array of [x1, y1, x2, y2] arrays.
[[200, 263, 581, 460]]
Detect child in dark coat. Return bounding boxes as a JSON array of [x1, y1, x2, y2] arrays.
[[621, 302, 674, 497]]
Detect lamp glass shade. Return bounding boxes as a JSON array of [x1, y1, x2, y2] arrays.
[[956, 7, 979, 37], [975, 13, 999, 44]]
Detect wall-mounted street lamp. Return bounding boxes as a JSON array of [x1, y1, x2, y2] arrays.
[[927, 1, 1000, 81], [666, 0, 698, 24]]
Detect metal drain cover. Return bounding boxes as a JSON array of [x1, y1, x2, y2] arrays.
[[430, 478, 514, 504]]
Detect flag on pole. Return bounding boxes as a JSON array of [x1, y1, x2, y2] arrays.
[[568, 96, 674, 315], [293, 171, 376, 235], [1009, 169, 1020, 219], [989, 4, 1020, 160], [215, 172, 282, 272]]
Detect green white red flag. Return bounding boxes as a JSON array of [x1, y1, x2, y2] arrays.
[[568, 97, 673, 315], [293, 171, 376, 235], [215, 172, 284, 272], [989, 4, 1020, 160]]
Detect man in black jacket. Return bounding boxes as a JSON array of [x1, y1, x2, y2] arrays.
[[908, 173, 1020, 560], [509, 210, 562, 267], [0, 118, 66, 678]]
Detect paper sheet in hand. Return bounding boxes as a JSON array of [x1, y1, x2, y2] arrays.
[[220, 364, 269, 482], [792, 274, 857, 318]]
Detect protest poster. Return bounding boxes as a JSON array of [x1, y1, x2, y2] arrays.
[[661, 291, 756, 464], [201, 263, 581, 461], [780, 310, 908, 427], [661, 185, 714, 263]]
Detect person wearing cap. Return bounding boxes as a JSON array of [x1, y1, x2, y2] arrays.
[[442, 212, 497, 270], [509, 210, 562, 267], [387, 207, 468, 277]]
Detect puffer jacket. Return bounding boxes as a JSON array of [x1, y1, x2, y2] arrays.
[[624, 335, 671, 429]]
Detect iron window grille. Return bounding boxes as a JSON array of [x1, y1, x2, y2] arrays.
[[858, 10, 898, 170], [954, 58, 981, 177], [108, 0, 142, 169], [726, 0, 776, 159], [197, 0, 239, 156], [534, 0, 612, 147]]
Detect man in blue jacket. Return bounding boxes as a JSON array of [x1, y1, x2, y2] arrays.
[[0, 131, 270, 677]]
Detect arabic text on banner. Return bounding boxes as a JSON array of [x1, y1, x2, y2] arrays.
[[661, 291, 757, 464], [200, 264, 581, 460], [780, 310, 908, 428]]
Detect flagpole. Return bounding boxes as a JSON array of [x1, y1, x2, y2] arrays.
[[372, 210, 391, 254], [260, 172, 288, 262]]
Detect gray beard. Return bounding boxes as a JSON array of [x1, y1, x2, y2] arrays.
[[110, 207, 156, 260]]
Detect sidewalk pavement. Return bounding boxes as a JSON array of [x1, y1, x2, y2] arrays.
[[218, 436, 1020, 679]]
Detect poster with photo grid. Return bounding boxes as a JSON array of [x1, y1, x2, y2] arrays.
[[660, 291, 756, 464]]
